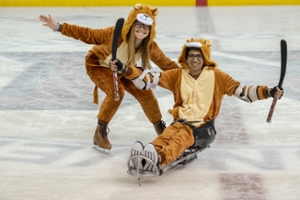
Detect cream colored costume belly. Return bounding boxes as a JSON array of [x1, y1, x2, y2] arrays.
[[179, 68, 215, 127], [99, 42, 141, 68]]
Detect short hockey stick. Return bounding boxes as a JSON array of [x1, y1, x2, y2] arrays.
[[266, 39, 287, 123], [111, 18, 125, 101]]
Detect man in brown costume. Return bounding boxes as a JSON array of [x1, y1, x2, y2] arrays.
[[110, 38, 283, 171], [39, 4, 179, 151]]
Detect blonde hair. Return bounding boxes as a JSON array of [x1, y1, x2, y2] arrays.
[[126, 25, 152, 70]]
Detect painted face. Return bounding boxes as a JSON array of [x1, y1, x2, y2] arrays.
[[186, 49, 204, 72], [134, 21, 150, 40]]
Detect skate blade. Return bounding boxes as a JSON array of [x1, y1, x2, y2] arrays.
[[92, 145, 110, 155]]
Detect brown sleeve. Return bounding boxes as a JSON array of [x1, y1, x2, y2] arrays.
[[149, 41, 180, 71], [60, 23, 114, 45], [123, 66, 142, 79], [257, 86, 270, 100], [215, 69, 240, 96], [215, 69, 269, 100]]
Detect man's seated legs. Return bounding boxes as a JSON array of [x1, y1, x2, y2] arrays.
[[152, 122, 195, 165]]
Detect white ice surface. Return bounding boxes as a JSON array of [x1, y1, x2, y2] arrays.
[[0, 6, 300, 200]]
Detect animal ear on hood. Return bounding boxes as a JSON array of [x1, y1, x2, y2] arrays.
[[134, 3, 142, 9], [204, 39, 212, 46], [151, 8, 158, 16]]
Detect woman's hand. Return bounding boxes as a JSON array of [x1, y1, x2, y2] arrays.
[[109, 59, 120, 72], [270, 86, 284, 99], [109, 59, 127, 74], [39, 14, 57, 30]]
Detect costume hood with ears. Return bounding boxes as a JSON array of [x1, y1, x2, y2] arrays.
[[178, 38, 217, 70], [121, 3, 158, 44]]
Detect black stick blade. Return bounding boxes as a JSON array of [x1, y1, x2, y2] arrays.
[[111, 18, 125, 60], [278, 39, 287, 88], [266, 39, 288, 123]]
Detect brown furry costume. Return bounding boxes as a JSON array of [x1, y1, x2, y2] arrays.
[[57, 4, 179, 132], [123, 38, 271, 165]]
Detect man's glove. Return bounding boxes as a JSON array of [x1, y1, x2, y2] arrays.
[[270, 86, 283, 99]]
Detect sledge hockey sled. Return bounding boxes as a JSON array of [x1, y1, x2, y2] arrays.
[[127, 145, 210, 186]]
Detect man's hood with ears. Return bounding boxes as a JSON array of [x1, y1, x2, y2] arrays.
[[178, 38, 217, 70]]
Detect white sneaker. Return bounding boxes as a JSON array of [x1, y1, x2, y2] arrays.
[[129, 141, 144, 169], [143, 143, 159, 172]]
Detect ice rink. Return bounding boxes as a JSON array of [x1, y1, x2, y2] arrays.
[[0, 5, 300, 200]]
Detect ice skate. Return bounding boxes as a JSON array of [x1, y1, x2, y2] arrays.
[[143, 143, 160, 173], [153, 120, 166, 135], [93, 123, 112, 154], [129, 141, 144, 169]]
